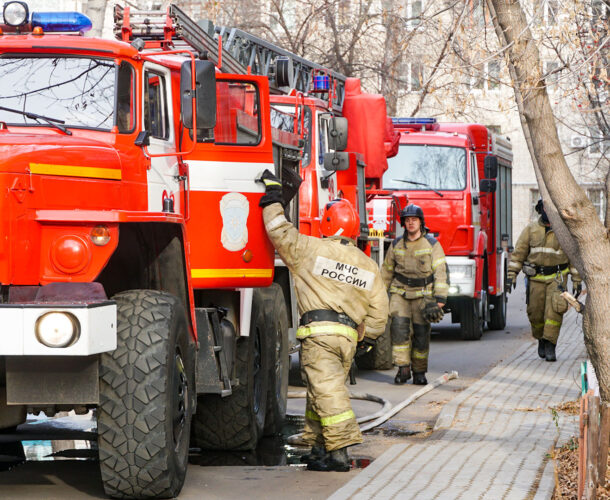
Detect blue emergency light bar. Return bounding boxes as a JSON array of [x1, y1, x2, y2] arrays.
[[32, 11, 92, 33], [392, 117, 437, 125]]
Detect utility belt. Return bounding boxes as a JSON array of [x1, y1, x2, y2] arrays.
[[523, 262, 568, 277], [299, 309, 358, 330], [394, 273, 434, 288]]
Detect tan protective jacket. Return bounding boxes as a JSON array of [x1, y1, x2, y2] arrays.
[[263, 203, 389, 341], [381, 232, 448, 302], [508, 219, 581, 284]]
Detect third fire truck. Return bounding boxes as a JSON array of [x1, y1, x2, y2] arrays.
[[368, 118, 513, 340]]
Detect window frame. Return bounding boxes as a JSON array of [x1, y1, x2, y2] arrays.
[[143, 69, 170, 141]]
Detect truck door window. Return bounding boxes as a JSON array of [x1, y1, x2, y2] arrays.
[[116, 61, 135, 133], [470, 152, 479, 191], [213, 81, 261, 145], [0, 56, 116, 130], [270, 104, 311, 166], [318, 116, 329, 164], [144, 71, 169, 140]]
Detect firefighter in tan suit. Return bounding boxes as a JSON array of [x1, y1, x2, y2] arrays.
[[507, 199, 582, 361], [258, 170, 388, 472], [381, 205, 448, 385]]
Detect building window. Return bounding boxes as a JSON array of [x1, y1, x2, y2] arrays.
[[592, 0, 608, 22], [587, 189, 606, 221], [544, 61, 561, 89], [531, 189, 540, 221], [469, 62, 501, 91], [545, 0, 559, 25], [409, 62, 424, 91], [470, 0, 486, 27], [407, 0, 424, 27], [488, 61, 500, 90], [587, 128, 610, 156]]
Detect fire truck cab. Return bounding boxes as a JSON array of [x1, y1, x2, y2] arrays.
[[369, 118, 513, 340]]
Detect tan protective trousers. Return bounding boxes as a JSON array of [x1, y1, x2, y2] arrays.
[[300, 334, 362, 451], [526, 276, 569, 344], [389, 293, 430, 372]]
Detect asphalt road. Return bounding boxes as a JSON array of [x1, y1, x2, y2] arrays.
[[0, 282, 534, 500]]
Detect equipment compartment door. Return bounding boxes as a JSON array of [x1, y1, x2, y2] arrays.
[[143, 63, 181, 214]]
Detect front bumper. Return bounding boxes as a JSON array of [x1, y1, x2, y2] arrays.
[[0, 301, 116, 355]]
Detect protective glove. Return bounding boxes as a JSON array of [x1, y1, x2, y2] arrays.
[[505, 271, 517, 294], [256, 169, 283, 208], [355, 337, 376, 358], [573, 281, 582, 299], [423, 300, 444, 323]]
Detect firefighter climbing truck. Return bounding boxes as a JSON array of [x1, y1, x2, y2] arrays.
[[0, 3, 397, 498], [368, 118, 513, 340], [215, 25, 399, 367]]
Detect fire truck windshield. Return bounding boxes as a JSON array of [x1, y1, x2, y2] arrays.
[[383, 145, 467, 191], [0, 56, 118, 130]]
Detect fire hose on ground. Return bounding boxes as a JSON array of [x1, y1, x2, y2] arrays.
[[285, 371, 458, 445]]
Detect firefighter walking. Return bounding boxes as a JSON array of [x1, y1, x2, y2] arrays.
[[258, 170, 388, 472], [381, 204, 448, 385], [507, 199, 582, 361]]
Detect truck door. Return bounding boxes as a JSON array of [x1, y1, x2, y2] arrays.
[[316, 113, 338, 214], [142, 63, 181, 214]]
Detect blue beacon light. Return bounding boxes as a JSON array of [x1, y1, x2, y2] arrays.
[[391, 117, 437, 125], [31, 11, 92, 33]]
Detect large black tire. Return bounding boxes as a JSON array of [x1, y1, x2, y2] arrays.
[[355, 323, 392, 370], [488, 293, 507, 330], [98, 290, 193, 499], [460, 297, 484, 340], [191, 289, 269, 450], [260, 284, 289, 435]]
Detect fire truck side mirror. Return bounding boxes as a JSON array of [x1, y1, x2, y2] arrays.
[[323, 152, 350, 171], [180, 60, 217, 130], [480, 179, 497, 193], [484, 155, 498, 179], [328, 116, 348, 151]]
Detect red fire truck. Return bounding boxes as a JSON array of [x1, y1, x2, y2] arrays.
[[368, 118, 513, 340], [0, 3, 309, 498]]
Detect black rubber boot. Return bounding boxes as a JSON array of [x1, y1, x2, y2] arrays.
[[537, 339, 546, 359], [412, 372, 428, 385], [545, 340, 557, 362], [394, 365, 411, 385], [300, 445, 327, 464], [307, 447, 351, 472]]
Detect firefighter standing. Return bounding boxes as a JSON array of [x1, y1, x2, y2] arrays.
[[257, 170, 389, 472], [381, 204, 448, 385], [506, 199, 582, 361]]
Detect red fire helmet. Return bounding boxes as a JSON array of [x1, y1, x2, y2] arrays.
[[320, 199, 360, 239]]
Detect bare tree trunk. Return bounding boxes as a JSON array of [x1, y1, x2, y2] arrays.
[[487, 0, 610, 402], [85, 0, 107, 37]]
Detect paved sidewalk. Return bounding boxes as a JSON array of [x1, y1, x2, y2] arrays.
[[330, 309, 585, 500]]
